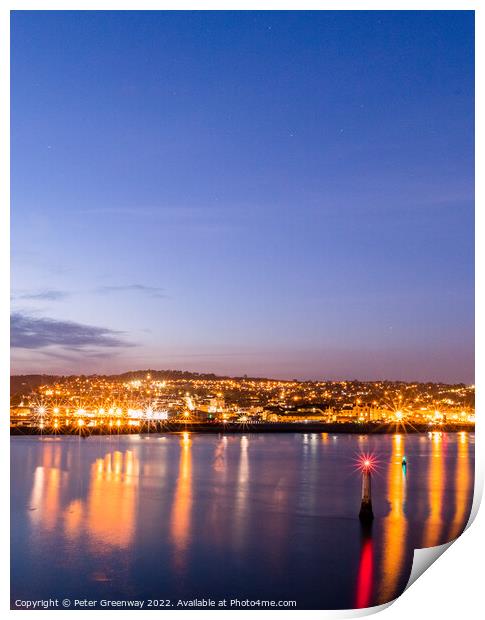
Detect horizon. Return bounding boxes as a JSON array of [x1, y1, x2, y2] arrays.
[[11, 11, 474, 382], [9, 367, 475, 386]]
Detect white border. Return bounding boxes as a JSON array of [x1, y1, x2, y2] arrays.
[[2, 3, 481, 618]]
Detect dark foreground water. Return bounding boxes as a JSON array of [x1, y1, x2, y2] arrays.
[[11, 432, 474, 610]]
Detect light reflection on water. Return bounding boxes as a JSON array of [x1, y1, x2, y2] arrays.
[[170, 433, 192, 573], [448, 432, 472, 542], [376, 434, 407, 606], [11, 432, 474, 609]]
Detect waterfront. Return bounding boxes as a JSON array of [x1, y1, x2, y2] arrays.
[[11, 432, 474, 609]]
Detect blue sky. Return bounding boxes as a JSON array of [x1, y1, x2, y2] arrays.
[[11, 11, 474, 381]]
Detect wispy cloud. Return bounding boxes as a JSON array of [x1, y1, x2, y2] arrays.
[[11, 312, 133, 350], [96, 284, 167, 298], [13, 289, 70, 301]]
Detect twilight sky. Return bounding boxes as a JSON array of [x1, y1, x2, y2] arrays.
[[11, 10, 474, 382]]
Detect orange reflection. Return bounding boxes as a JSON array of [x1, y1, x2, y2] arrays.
[[29, 444, 64, 531], [378, 434, 407, 604], [448, 433, 471, 541], [422, 433, 445, 548], [170, 433, 193, 572], [64, 498, 84, 535], [73, 450, 139, 548]]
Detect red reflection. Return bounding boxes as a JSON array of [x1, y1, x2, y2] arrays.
[[355, 536, 374, 609]]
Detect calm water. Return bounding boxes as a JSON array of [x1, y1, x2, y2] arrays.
[[11, 432, 474, 609]]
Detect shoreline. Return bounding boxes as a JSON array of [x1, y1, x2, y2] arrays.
[[10, 421, 475, 436]]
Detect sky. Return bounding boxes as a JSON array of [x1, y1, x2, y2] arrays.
[[10, 10, 474, 382]]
